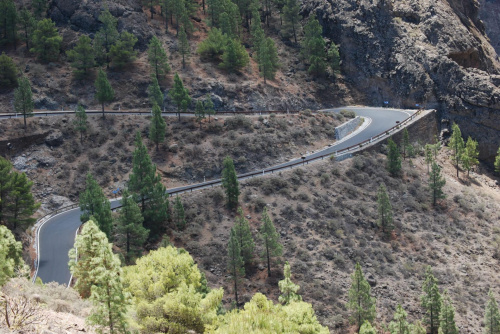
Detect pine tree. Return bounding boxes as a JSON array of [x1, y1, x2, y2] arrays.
[[402, 128, 410, 160], [195, 100, 205, 129], [32, 0, 48, 19], [429, 161, 446, 206], [449, 123, 464, 179], [359, 322, 377, 334], [109, 31, 138, 68], [168, 73, 191, 121], [421, 266, 442, 334], [74, 104, 87, 143], [440, 290, 458, 334], [95, 69, 114, 119], [160, 0, 172, 32], [348, 262, 376, 330], [328, 43, 340, 74], [278, 261, 301, 304], [425, 144, 433, 174], [484, 289, 500, 334], [0, 0, 18, 48], [149, 103, 166, 150], [389, 304, 410, 334], [174, 195, 186, 230], [79, 173, 113, 238], [6, 172, 40, 230], [259, 207, 282, 277], [377, 184, 394, 239], [143, 180, 169, 237], [95, 9, 119, 68], [0, 52, 18, 88], [13, 76, 34, 129], [148, 35, 170, 80], [495, 147, 500, 175], [0, 225, 25, 286], [387, 137, 402, 176], [410, 321, 427, 334], [31, 18, 62, 62], [116, 190, 149, 263], [207, 0, 223, 26], [220, 38, 249, 73], [302, 16, 326, 76], [461, 136, 479, 177], [0, 157, 13, 221], [18, 8, 36, 51], [178, 26, 190, 69], [197, 27, 227, 59], [259, 37, 279, 83], [282, 0, 300, 43], [250, 9, 265, 52], [204, 94, 215, 123], [222, 156, 239, 210], [66, 35, 95, 77], [142, 0, 159, 19], [148, 76, 163, 107], [234, 207, 254, 266], [227, 227, 244, 305]]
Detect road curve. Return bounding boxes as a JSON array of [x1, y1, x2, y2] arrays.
[[35, 107, 416, 285]]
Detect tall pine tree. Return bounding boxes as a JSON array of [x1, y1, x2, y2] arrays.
[[73, 104, 87, 143], [227, 227, 244, 305], [377, 184, 394, 239], [302, 16, 326, 76], [148, 76, 163, 107], [234, 207, 254, 266], [421, 266, 442, 334], [147, 35, 170, 80], [278, 261, 301, 305], [66, 35, 95, 77], [449, 123, 464, 179], [204, 94, 215, 123], [169, 73, 191, 121], [259, 37, 279, 83], [429, 161, 446, 206], [30, 18, 62, 62], [282, 0, 300, 43], [173, 195, 186, 230], [18, 8, 36, 51], [94, 9, 119, 68], [79, 172, 113, 238], [348, 262, 376, 331], [387, 137, 402, 176], [222, 156, 239, 210], [440, 290, 459, 334], [6, 172, 40, 230], [401, 128, 410, 160], [95, 69, 114, 119], [389, 304, 410, 334], [149, 103, 166, 150], [178, 26, 190, 69], [0, 52, 17, 88], [461, 136, 479, 177], [259, 207, 282, 277], [220, 38, 249, 73], [14, 76, 33, 129], [484, 290, 500, 334]]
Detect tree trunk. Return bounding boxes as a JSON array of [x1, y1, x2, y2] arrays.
[[266, 241, 271, 277], [293, 26, 297, 44], [80, 131, 83, 143], [102, 102, 105, 119], [150, 5, 154, 19], [233, 265, 239, 305], [23, 113, 27, 129]]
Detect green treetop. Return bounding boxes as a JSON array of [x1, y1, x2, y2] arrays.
[[429, 161, 446, 207], [348, 262, 376, 330], [32, 0, 48, 19], [282, 0, 300, 43], [421, 266, 442, 334], [0, 0, 18, 48], [302, 16, 327, 76], [0, 225, 25, 286], [169, 73, 191, 121], [0, 157, 13, 220], [148, 35, 170, 80], [116, 189, 149, 263], [259, 37, 279, 84], [449, 123, 464, 178], [149, 103, 166, 150], [13, 76, 34, 129], [79, 173, 113, 238], [222, 156, 239, 210], [484, 290, 500, 334], [31, 18, 62, 62], [197, 27, 227, 60], [178, 25, 190, 69], [73, 104, 87, 143], [148, 76, 163, 107], [402, 128, 410, 160], [94, 69, 114, 119], [0, 52, 18, 88], [204, 94, 216, 123], [227, 227, 245, 305], [66, 35, 95, 77], [174, 195, 186, 230], [259, 207, 283, 277], [359, 321, 377, 334], [94, 9, 119, 68], [234, 207, 255, 266], [387, 137, 402, 176], [389, 304, 410, 334], [18, 8, 36, 50], [328, 43, 340, 74], [109, 31, 138, 68], [278, 261, 301, 305], [440, 290, 459, 334], [461, 136, 479, 177], [6, 172, 40, 230], [425, 144, 433, 174], [220, 38, 249, 73], [377, 184, 394, 239]]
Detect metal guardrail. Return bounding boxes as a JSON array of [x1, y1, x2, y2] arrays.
[[30, 108, 426, 281]]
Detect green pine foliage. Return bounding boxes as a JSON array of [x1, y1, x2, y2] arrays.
[[328, 43, 340, 74], [66, 35, 95, 77], [14, 76, 34, 129], [0, 52, 18, 88], [30, 18, 62, 62], [387, 137, 402, 176], [389, 304, 410, 334], [142, 0, 159, 19], [174, 195, 186, 230], [178, 25, 191, 69], [79, 173, 113, 238], [195, 100, 205, 128], [449, 123, 465, 178], [461, 136, 479, 176], [6, 172, 40, 230], [0, 0, 18, 47], [73, 104, 87, 144], [220, 38, 249, 73], [348, 263, 376, 330], [359, 321, 377, 334], [421, 266, 442, 334], [484, 290, 500, 334], [259, 37, 279, 83], [149, 103, 166, 150], [18, 8, 36, 50], [109, 31, 138, 68], [278, 261, 301, 305], [169, 73, 191, 121], [222, 156, 239, 210], [227, 228, 245, 305], [440, 290, 459, 334], [0, 157, 13, 221], [197, 28, 228, 59], [148, 76, 163, 107], [204, 94, 216, 122], [282, 0, 300, 43], [234, 207, 255, 266], [402, 128, 410, 160], [147, 36, 170, 80], [94, 9, 119, 67], [302, 16, 327, 76], [94, 69, 114, 118], [32, 0, 48, 19], [429, 161, 446, 206], [425, 144, 433, 174], [377, 184, 394, 239], [495, 147, 500, 175], [259, 207, 283, 277], [250, 9, 265, 51], [0, 225, 26, 286]]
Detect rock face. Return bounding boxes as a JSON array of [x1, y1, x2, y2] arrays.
[[45, 130, 64, 147], [303, 0, 500, 159]]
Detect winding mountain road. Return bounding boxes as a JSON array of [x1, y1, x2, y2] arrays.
[[34, 106, 417, 285]]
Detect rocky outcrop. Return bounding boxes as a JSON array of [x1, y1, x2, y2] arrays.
[[303, 0, 500, 160]]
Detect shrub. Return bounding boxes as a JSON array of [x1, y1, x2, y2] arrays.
[[225, 115, 253, 132], [339, 110, 356, 118]]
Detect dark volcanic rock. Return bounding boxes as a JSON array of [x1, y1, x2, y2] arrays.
[[45, 130, 64, 147]]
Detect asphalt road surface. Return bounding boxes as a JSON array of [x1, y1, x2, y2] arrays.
[[35, 106, 416, 285]]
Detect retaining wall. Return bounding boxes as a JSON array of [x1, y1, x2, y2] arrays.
[[335, 116, 363, 140]]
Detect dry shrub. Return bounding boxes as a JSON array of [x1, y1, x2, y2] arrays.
[[0, 292, 42, 330]]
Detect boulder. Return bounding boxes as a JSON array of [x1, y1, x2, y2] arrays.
[[45, 130, 64, 147]]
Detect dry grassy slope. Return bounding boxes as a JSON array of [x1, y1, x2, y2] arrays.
[[1, 112, 344, 213], [173, 142, 500, 333]]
